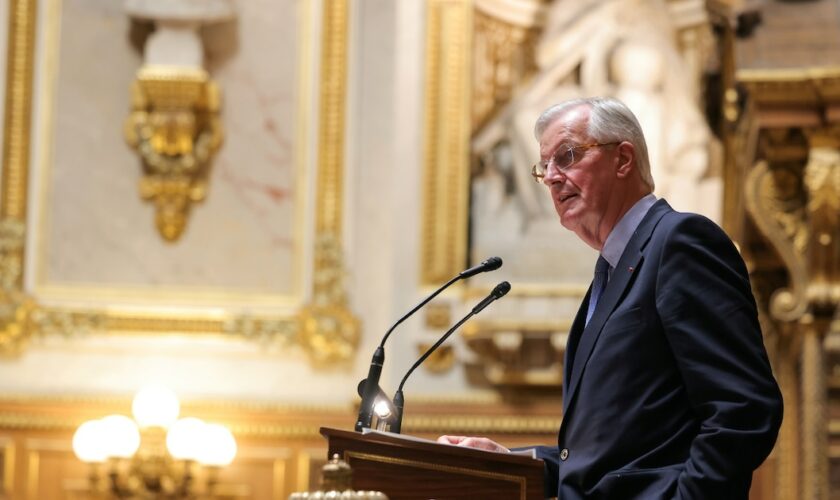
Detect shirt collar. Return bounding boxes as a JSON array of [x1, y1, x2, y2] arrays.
[[601, 193, 657, 269]]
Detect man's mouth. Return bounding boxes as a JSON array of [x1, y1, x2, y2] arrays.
[[558, 193, 577, 204]]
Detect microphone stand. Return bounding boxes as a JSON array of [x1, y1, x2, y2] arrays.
[[355, 274, 459, 431], [391, 281, 511, 434], [391, 312, 474, 434], [354, 259, 504, 432]]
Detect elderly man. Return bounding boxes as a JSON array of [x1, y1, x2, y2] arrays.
[[440, 97, 782, 499]]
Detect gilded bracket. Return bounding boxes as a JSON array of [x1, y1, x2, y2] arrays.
[[745, 160, 810, 322], [802, 132, 840, 311], [124, 66, 223, 242], [745, 129, 840, 323]]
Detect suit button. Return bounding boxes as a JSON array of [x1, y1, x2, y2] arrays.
[[560, 448, 569, 461]]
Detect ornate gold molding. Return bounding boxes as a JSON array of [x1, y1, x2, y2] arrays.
[[421, 0, 472, 285], [0, 0, 359, 365], [2, 0, 35, 223], [471, 6, 540, 131], [0, 0, 36, 355], [298, 0, 360, 366]]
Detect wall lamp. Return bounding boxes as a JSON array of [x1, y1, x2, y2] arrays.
[[72, 386, 237, 499]]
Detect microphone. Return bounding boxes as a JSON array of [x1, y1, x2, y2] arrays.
[[471, 280, 511, 314], [390, 281, 511, 434], [354, 258, 503, 431], [459, 256, 502, 279]]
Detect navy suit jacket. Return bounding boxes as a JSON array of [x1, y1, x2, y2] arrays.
[[532, 200, 782, 499]]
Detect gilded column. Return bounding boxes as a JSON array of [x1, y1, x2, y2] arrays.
[[775, 326, 800, 500], [800, 318, 828, 500]]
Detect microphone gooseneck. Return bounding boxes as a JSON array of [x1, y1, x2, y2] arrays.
[[390, 281, 511, 433], [354, 258, 504, 432]]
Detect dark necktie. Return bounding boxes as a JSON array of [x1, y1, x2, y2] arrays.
[[586, 256, 609, 326]]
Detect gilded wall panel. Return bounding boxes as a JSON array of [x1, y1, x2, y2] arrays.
[[0, 0, 359, 365]]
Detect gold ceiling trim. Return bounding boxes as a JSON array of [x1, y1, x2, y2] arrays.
[[0, 0, 360, 365], [420, 0, 472, 285]]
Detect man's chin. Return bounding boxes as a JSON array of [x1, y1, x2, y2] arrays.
[[558, 214, 576, 232]]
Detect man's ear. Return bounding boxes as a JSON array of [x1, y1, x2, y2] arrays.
[[615, 141, 635, 178]]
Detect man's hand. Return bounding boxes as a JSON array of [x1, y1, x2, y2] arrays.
[[436, 435, 510, 453]]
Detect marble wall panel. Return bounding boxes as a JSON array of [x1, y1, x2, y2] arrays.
[[31, 0, 303, 303]]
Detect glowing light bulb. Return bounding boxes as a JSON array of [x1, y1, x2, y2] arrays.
[[72, 420, 107, 463], [132, 386, 180, 429], [100, 414, 141, 459], [199, 423, 237, 467], [166, 417, 206, 461]]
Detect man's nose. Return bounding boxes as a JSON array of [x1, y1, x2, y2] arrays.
[[543, 166, 565, 186]]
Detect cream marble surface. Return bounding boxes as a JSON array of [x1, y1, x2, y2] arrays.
[[35, 0, 301, 298], [0, 332, 362, 403]]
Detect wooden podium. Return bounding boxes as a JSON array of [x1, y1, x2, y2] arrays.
[[321, 427, 545, 500]]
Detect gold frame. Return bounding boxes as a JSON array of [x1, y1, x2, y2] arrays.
[[0, 0, 359, 364], [420, 0, 472, 286]]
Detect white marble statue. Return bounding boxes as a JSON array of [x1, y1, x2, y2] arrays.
[[472, 0, 722, 235]]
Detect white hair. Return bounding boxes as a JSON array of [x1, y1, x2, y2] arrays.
[[533, 97, 655, 191]]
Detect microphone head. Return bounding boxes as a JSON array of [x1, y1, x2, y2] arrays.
[[492, 281, 511, 298], [483, 256, 503, 271], [459, 256, 503, 278]]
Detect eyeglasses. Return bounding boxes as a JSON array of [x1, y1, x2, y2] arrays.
[[530, 142, 620, 182]]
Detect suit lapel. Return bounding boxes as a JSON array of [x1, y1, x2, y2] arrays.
[[562, 200, 672, 416]]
